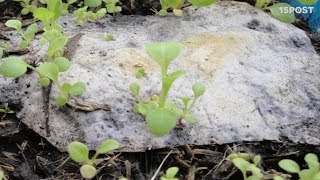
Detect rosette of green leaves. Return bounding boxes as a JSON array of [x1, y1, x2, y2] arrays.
[[0, 56, 85, 106], [129, 42, 206, 136], [67, 139, 120, 179], [279, 153, 320, 180], [5, 20, 38, 49]]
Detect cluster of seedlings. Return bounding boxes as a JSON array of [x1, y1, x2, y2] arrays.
[[0, 0, 319, 179]]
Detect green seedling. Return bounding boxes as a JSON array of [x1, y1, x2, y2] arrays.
[[14, 0, 37, 15], [73, 6, 107, 26], [103, 0, 122, 13], [227, 153, 264, 180], [0, 170, 3, 180], [0, 56, 85, 106], [0, 102, 15, 120], [279, 153, 320, 180], [255, 0, 295, 23], [5, 20, 38, 49], [68, 139, 120, 179], [129, 42, 206, 136], [84, 0, 102, 7], [158, 0, 216, 16], [135, 68, 146, 79], [161, 167, 179, 180], [104, 34, 114, 41]]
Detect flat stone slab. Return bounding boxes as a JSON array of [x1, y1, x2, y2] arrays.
[[1, 1, 320, 152]]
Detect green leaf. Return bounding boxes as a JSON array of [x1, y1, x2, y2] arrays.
[[160, 0, 183, 9], [178, 97, 191, 108], [0, 170, 4, 180], [69, 82, 86, 96], [0, 47, 3, 58], [273, 175, 284, 180], [19, 41, 29, 49], [146, 107, 179, 136], [96, 139, 120, 154], [298, 0, 318, 5], [188, 0, 216, 7], [135, 68, 146, 79], [55, 95, 68, 106], [0, 57, 28, 78], [253, 155, 261, 166], [85, 0, 102, 7], [192, 82, 206, 98], [36, 63, 59, 82], [299, 169, 317, 180], [278, 159, 301, 173], [61, 82, 72, 94], [68, 0, 77, 4], [165, 167, 179, 178], [248, 164, 263, 178], [80, 164, 97, 179], [268, 3, 295, 24], [24, 23, 38, 39], [304, 153, 319, 171], [255, 0, 271, 8], [184, 113, 196, 124], [39, 77, 50, 86], [48, 36, 68, 58], [232, 158, 250, 178], [21, 7, 30, 15], [129, 83, 140, 98], [5, 20, 22, 30], [67, 141, 89, 163], [54, 57, 71, 72], [145, 42, 181, 74], [104, 0, 122, 13], [33, 8, 55, 27], [96, 8, 107, 18]]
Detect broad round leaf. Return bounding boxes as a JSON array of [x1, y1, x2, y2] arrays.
[[67, 141, 89, 163], [55, 95, 68, 106], [232, 158, 250, 173], [192, 82, 206, 98], [36, 63, 59, 82], [48, 36, 68, 58], [84, 0, 102, 7], [0, 57, 28, 78], [39, 77, 50, 86], [69, 82, 86, 96], [165, 167, 179, 178], [189, 0, 216, 7], [61, 83, 72, 94], [278, 159, 300, 173], [146, 108, 178, 136], [5, 19, 22, 30], [96, 139, 120, 154], [80, 164, 97, 179], [298, 0, 318, 5], [304, 153, 319, 170], [269, 3, 295, 24], [54, 57, 71, 72], [145, 42, 181, 73]]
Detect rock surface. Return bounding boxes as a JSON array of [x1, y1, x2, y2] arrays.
[[1, 1, 320, 152]]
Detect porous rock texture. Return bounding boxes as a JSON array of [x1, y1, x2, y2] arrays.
[[1, 1, 320, 152]]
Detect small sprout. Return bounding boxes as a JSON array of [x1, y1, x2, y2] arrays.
[[161, 167, 179, 180], [0, 102, 15, 120], [103, 0, 122, 13], [135, 68, 146, 79], [68, 139, 120, 179], [104, 34, 114, 41], [192, 82, 206, 98], [129, 83, 140, 98]]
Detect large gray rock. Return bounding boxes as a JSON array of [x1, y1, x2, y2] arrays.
[[1, 1, 320, 152]]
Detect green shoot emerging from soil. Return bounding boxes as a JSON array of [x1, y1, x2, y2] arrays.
[[161, 167, 179, 180], [0, 102, 15, 120], [68, 139, 120, 180], [129, 42, 206, 136], [279, 153, 320, 180]]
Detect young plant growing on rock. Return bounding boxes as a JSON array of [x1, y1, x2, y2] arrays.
[[0, 56, 85, 105], [68, 139, 120, 180], [279, 153, 320, 180], [129, 42, 206, 136], [5, 20, 38, 49], [161, 167, 179, 180]]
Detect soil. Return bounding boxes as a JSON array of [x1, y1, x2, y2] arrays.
[[0, 0, 320, 179]]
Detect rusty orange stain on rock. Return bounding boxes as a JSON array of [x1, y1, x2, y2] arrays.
[[183, 33, 241, 78]]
